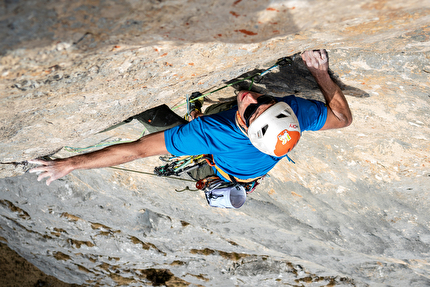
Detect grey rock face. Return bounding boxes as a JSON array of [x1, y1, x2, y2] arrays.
[[1, 0, 430, 286]]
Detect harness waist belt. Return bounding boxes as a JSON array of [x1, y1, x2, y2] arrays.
[[211, 158, 262, 184]]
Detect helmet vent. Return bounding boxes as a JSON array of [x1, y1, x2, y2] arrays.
[[276, 113, 288, 119], [261, 124, 268, 136]]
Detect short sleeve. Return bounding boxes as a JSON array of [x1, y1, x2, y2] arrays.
[[164, 118, 211, 156], [283, 96, 327, 132]]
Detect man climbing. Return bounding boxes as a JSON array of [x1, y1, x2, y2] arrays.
[[29, 50, 352, 195]]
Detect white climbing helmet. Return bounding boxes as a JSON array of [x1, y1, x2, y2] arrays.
[[247, 102, 301, 157]]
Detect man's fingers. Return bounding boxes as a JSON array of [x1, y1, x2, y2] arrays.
[[28, 159, 53, 175], [28, 159, 49, 165], [319, 49, 328, 64], [301, 50, 312, 62], [28, 158, 66, 185], [37, 172, 51, 182], [307, 52, 318, 69], [46, 178, 55, 186], [320, 49, 327, 59], [29, 166, 49, 173], [301, 50, 320, 68], [30, 162, 55, 183], [301, 49, 329, 71], [312, 50, 322, 63]]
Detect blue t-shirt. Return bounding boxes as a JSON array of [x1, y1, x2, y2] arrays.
[[164, 95, 327, 181]]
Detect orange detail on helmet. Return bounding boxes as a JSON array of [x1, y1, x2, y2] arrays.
[[274, 130, 300, 157]]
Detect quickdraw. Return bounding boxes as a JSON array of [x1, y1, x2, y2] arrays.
[[154, 152, 267, 193], [154, 154, 213, 177]]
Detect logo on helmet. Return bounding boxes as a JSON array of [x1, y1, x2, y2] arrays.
[[274, 129, 300, 157], [278, 130, 291, 145]]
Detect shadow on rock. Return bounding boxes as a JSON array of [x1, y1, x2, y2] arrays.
[[227, 52, 369, 101], [0, 0, 299, 55]]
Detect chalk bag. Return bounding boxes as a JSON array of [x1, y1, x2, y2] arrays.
[[205, 184, 246, 209]]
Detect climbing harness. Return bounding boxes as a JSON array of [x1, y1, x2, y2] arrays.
[[154, 153, 264, 193]]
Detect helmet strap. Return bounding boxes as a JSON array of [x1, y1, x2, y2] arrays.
[[235, 111, 249, 137]]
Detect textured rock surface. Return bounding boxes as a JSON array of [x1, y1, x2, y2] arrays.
[[1, 0, 430, 286]]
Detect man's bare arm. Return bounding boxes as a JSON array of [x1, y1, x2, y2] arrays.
[[301, 50, 353, 130], [29, 131, 168, 186]]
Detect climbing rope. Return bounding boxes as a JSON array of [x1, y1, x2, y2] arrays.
[[42, 156, 194, 184], [108, 166, 196, 183]]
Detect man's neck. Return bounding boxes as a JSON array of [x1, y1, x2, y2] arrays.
[[235, 111, 248, 137]]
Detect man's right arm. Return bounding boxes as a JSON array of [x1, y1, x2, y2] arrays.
[[29, 131, 168, 186], [301, 50, 353, 130]]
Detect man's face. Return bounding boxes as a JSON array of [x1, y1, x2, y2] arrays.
[[236, 90, 276, 127]]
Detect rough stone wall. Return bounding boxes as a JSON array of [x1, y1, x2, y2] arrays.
[[0, 0, 430, 286]]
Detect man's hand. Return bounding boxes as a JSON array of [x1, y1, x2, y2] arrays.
[[301, 49, 352, 130], [29, 159, 73, 186], [301, 49, 329, 74]]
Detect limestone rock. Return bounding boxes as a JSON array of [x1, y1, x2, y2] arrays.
[[1, 0, 430, 286]]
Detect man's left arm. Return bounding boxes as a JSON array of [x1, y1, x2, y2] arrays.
[[301, 49, 353, 130], [29, 131, 168, 186]]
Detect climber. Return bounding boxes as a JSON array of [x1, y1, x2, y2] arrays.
[[29, 49, 352, 189]]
